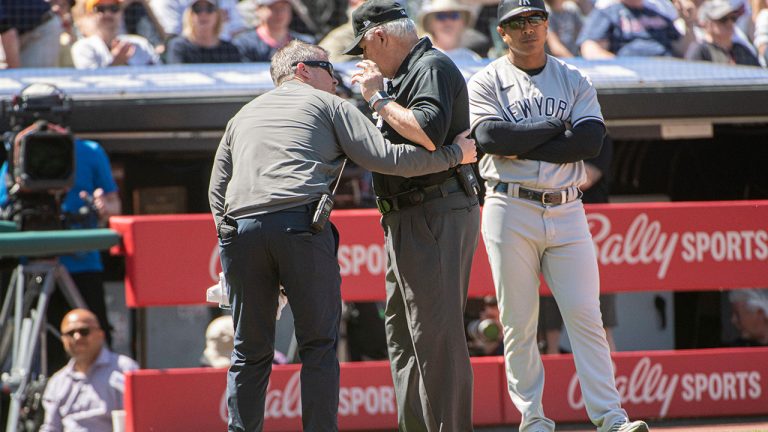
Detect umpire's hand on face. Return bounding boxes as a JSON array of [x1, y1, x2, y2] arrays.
[[454, 129, 478, 164], [351, 60, 385, 102]]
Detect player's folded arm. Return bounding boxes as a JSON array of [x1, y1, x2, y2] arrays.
[[518, 120, 605, 164], [471, 118, 566, 156]]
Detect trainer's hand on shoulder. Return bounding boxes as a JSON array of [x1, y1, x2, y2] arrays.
[[454, 129, 477, 164], [350, 60, 384, 102]]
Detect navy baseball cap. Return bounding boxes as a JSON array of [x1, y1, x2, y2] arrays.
[[342, 0, 409, 56], [498, 0, 548, 24]]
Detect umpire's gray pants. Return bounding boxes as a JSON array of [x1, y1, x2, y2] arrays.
[[482, 191, 628, 432], [381, 190, 480, 432]]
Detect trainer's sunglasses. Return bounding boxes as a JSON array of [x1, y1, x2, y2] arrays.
[[94, 3, 121, 13], [501, 13, 548, 30], [435, 11, 462, 21], [191, 2, 217, 14], [62, 327, 94, 339], [292, 60, 335, 78]]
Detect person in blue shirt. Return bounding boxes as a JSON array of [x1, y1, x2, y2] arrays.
[[1, 138, 121, 371], [578, 0, 695, 58]]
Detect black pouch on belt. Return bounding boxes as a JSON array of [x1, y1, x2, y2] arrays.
[[456, 164, 480, 198], [217, 215, 238, 240]]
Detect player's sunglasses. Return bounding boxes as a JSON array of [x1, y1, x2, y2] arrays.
[[715, 14, 739, 24], [435, 11, 462, 21], [191, 2, 218, 14], [501, 13, 548, 30], [94, 4, 121, 14], [292, 60, 335, 78], [62, 327, 94, 339]]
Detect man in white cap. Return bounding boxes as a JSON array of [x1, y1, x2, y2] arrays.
[[685, 0, 760, 64]]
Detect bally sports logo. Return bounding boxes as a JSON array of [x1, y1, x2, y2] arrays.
[[566, 357, 762, 418], [588, 213, 768, 279], [218, 372, 396, 422]]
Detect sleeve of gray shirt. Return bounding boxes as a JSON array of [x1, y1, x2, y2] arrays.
[[208, 120, 234, 228], [331, 100, 462, 177]]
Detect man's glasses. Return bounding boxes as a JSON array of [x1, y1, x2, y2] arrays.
[[715, 14, 739, 24], [191, 2, 218, 14], [435, 11, 462, 21], [501, 13, 548, 30], [62, 327, 94, 339], [94, 4, 121, 14], [292, 60, 335, 78]]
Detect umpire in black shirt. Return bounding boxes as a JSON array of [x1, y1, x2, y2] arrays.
[[346, 1, 480, 430]]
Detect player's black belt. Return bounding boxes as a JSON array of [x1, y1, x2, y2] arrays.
[[493, 182, 582, 206], [376, 176, 463, 215]]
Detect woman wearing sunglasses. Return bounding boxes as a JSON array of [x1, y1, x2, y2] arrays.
[[418, 0, 491, 61], [165, 0, 243, 63]]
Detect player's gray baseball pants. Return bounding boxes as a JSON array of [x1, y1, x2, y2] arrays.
[[381, 190, 480, 432], [482, 189, 629, 432]]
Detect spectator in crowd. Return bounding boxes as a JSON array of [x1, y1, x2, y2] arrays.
[[545, 0, 584, 57], [319, 0, 368, 63], [578, 0, 695, 58], [40, 309, 138, 432], [233, 0, 315, 62], [71, 0, 159, 68], [0, 0, 62, 68], [729, 288, 768, 346], [752, 0, 768, 64], [418, 0, 489, 61], [686, 0, 760, 64], [150, 0, 246, 42], [165, 0, 242, 63], [201, 315, 235, 368]]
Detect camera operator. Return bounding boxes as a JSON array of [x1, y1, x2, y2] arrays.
[[0, 100, 121, 373]]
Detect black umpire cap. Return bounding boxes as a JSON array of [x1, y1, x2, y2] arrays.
[[498, 0, 548, 23], [342, 0, 409, 56]]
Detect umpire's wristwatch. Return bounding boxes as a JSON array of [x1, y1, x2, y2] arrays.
[[368, 90, 394, 112]]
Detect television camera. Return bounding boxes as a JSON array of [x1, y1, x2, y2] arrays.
[[2, 83, 75, 231]]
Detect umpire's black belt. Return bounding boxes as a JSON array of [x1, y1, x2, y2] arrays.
[[493, 182, 582, 206], [376, 176, 463, 215]]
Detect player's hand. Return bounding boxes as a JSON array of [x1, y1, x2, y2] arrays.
[[350, 60, 384, 102], [582, 162, 602, 190], [503, 155, 518, 160], [453, 129, 477, 164]]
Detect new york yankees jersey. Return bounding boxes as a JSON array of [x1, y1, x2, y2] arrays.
[[468, 55, 604, 190]]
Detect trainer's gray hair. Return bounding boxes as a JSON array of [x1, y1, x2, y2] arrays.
[[270, 40, 329, 86], [730, 288, 768, 316], [363, 18, 417, 41]]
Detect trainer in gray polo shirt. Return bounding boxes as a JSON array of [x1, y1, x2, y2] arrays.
[[41, 309, 138, 432], [208, 39, 476, 432]]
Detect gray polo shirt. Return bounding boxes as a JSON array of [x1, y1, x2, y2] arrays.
[[40, 347, 139, 432], [209, 79, 463, 226]]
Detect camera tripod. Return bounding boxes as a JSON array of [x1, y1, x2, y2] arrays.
[[0, 228, 120, 432]]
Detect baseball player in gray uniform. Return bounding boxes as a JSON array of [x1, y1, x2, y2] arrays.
[[467, 0, 649, 431]]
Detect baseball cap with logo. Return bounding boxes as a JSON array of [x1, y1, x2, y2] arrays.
[[497, 0, 548, 24], [342, 0, 409, 56]]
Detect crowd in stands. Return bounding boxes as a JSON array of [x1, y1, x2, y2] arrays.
[[2, 0, 767, 69]]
